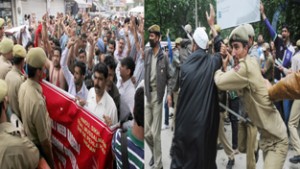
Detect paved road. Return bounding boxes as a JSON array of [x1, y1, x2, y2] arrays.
[[145, 117, 300, 169]]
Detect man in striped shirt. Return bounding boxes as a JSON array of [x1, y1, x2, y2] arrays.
[[112, 87, 144, 169]]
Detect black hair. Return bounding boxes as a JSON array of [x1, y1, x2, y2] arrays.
[[120, 57, 135, 77], [78, 48, 86, 55], [50, 37, 60, 47], [25, 41, 34, 51], [282, 23, 289, 32], [12, 57, 24, 65], [27, 64, 40, 78], [133, 87, 144, 127], [75, 61, 86, 76], [124, 17, 130, 24], [0, 101, 3, 117], [95, 49, 101, 56], [108, 39, 116, 49], [107, 30, 112, 35], [81, 33, 88, 39], [104, 56, 116, 70], [93, 63, 108, 79]]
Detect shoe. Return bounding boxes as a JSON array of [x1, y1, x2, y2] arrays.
[[149, 156, 154, 166], [217, 143, 223, 150], [169, 113, 174, 119], [161, 124, 169, 130], [290, 155, 300, 164], [226, 159, 235, 169], [254, 146, 259, 163]]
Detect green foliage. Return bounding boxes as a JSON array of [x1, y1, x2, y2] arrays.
[[145, 0, 300, 44]]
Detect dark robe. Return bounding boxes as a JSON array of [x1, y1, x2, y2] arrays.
[[170, 38, 222, 169]]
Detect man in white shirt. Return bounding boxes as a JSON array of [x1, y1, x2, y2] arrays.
[[60, 40, 88, 106], [85, 63, 118, 127], [117, 57, 135, 123]]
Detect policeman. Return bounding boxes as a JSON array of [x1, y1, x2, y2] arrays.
[[5, 44, 26, 119], [0, 38, 13, 79], [0, 79, 40, 168], [0, 18, 5, 41], [214, 25, 288, 169], [18, 47, 54, 168]]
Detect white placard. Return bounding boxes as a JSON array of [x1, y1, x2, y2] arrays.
[[217, 0, 261, 29]]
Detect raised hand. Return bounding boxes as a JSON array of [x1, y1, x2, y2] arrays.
[[206, 3, 215, 27]]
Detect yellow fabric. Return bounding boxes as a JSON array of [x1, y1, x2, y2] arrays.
[[18, 79, 51, 146], [0, 55, 12, 79], [0, 38, 13, 54], [5, 67, 25, 118], [13, 44, 26, 58], [0, 122, 39, 169], [26, 47, 47, 68], [0, 79, 7, 102], [148, 24, 160, 33], [0, 18, 4, 27]]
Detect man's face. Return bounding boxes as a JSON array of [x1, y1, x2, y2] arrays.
[[74, 66, 84, 85], [93, 72, 106, 95], [78, 53, 86, 63], [281, 28, 290, 42], [119, 64, 129, 81], [118, 39, 125, 52], [231, 42, 248, 60], [52, 50, 61, 68], [106, 33, 112, 41], [107, 44, 115, 55], [149, 33, 159, 48], [257, 35, 264, 44]]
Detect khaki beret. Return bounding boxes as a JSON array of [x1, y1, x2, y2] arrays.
[[148, 24, 160, 34], [13, 44, 26, 58], [0, 38, 14, 54], [229, 25, 249, 45], [243, 23, 255, 37], [0, 79, 8, 103], [26, 47, 47, 68], [209, 24, 221, 36], [297, 39, 300, 47], [0, 18, 4, 27], [175, 37, 182, 44]]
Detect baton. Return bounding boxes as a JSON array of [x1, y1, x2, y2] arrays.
[[181, 25, 193, 42], [219, 102, 251, 123]]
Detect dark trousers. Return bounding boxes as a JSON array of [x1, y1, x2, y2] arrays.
[[164, 100, 169, 125], [229, 97, 239, 150]]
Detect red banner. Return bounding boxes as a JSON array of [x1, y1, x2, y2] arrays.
[[41, 81, 113, 169]]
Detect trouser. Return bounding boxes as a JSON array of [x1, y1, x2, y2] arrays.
[[172, 91, 179, 131], [288, 100, 300, 155], [164, 101, 169, 125], [145, 91, 163, 169], [218, 112, 234, 160], [283, 99, 293, 125], [228, 98, 239, 150], [238, 121, 258, 169], [260, 137, 288, 169]]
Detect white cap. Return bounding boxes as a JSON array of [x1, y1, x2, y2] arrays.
[[184, 24, 192, 33], [193, 27, 209, 50]]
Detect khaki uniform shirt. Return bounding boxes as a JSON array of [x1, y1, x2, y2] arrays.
[[263, 54, 274, 82], [18, 79, 51, 146], [215, 55, 287, 141], [0, 122, 39, 169], [0, 55, 12, 79], [5, 67, 25, 119]]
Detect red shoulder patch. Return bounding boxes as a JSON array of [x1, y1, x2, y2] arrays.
[[234, 64, 241, 72]]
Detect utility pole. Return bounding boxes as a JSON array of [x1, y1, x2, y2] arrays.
[[195, 0, 198, 27]]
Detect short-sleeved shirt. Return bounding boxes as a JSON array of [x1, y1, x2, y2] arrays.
[[85, 89, 118, 126], [112, 128, 144, 169], [0, 55, 12, 79], [0, 122, 40, 169], [5, 67, 25, 119], [18, 79, 51, 146]]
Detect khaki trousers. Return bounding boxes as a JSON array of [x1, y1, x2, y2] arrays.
[[238, 121, 258, 169], [145, 92, 163, 169], [218, 112, 234, 160], [288, 100, 300, 155], [260, 137, 288, 169]]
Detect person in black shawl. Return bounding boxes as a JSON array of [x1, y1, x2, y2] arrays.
[[170, 4, 227, 169]]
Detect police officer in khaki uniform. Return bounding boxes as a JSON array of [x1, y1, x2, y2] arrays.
[[0, 79, 40, 169], [214, 25, 288, 169], [0, 38, 13, 79], [5, 45, 26, 119], [18, 47, 54, 168]]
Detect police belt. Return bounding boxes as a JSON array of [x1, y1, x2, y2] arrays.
[[219, 102, 252, 123]]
